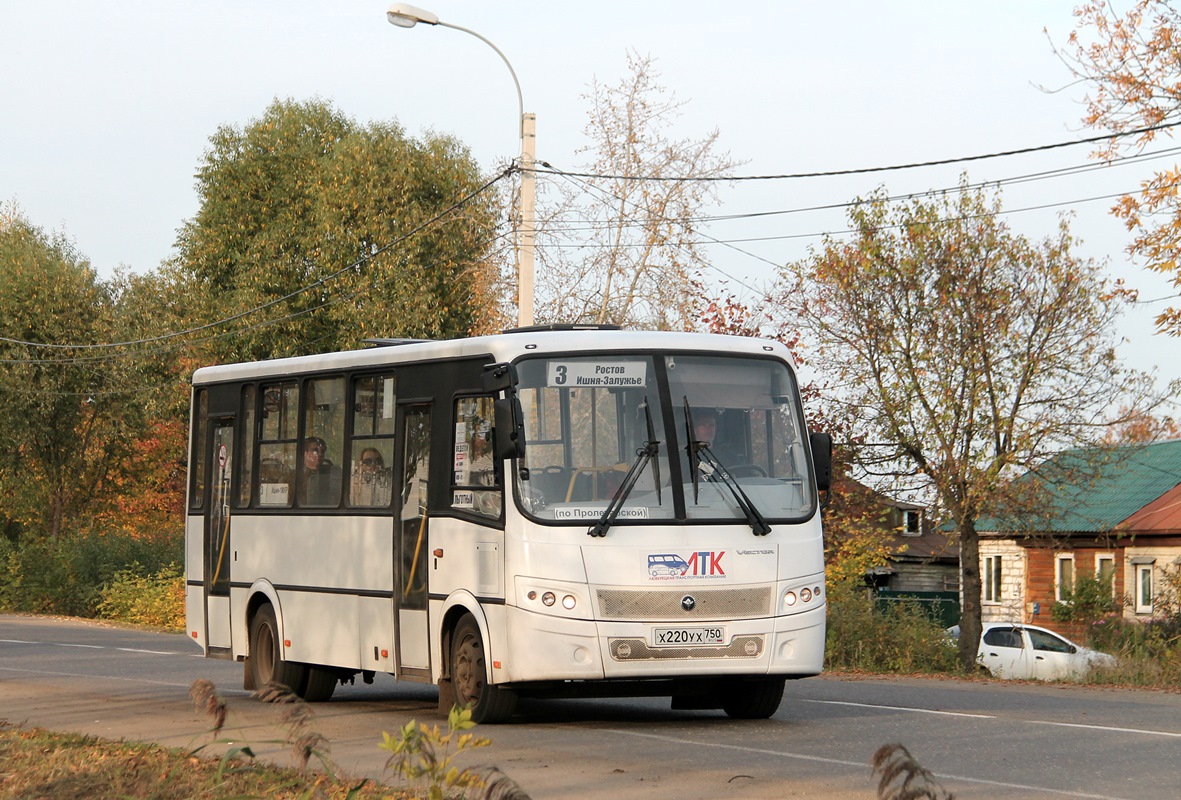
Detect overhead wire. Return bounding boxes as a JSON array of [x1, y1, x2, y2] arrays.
[[0, 171, 516, 378], [0, 166, 516, 353], [533, 143, 1181, 234], [533, 185, 1170, 248], [546, 167, 780, 295], [531, 119, 1181, 183], [0, 229, 519, 392], [7, 120, 1181, 365]]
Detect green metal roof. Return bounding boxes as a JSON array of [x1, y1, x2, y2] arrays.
[[979, 439, 1181, 534]]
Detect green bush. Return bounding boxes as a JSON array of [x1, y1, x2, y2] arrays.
[[1051, 573, 1122, 624], [0, 528, 181, 619], [97, 563, 185, 630], [825, 587, 961, 674]]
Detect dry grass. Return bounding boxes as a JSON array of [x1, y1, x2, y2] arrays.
[[870, 743, 955, 800], [0, 722, 412, 800]]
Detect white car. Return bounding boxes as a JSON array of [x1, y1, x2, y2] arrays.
[[950, 622, 1117, 681]]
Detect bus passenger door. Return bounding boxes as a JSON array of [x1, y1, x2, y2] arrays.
[[205, 418, 234, 650], [396, 405, 431, 674]]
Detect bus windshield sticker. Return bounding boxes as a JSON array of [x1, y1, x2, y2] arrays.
[[552, 505, 649, 521], [453, 422, 470, 483], [453, 489, 474, 508], [547, 361, 647, 388]]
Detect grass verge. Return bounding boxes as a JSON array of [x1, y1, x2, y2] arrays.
[[0, 722, 411, 800]]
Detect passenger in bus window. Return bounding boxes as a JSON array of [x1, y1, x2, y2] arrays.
[[351, 446, 392, 507], [300, 436, 342, 506]]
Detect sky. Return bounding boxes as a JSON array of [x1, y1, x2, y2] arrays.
[[2, 1, 1178, 392]]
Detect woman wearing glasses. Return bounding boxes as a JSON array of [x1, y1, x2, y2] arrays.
[[351, 446, 393, 507]]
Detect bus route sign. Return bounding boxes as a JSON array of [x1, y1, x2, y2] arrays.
[[547, 361, 647, 388]]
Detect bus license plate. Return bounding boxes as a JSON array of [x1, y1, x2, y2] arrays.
[[652, 627, 725, 647]]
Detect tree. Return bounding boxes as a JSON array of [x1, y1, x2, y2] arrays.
[[781, 181, 1164, 669], [0, 207, 144, 540], [169, 98, 506, 365], [1060, 0, 1181, 336], [534, 52, 740, 330], [97, 267, 197, 539]]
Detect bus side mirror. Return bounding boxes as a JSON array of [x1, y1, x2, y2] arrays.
[[482, 362, 518, 394], [809, 432, 832, 492], [484, 362, 526, 459], [494, 396, 526, 460]]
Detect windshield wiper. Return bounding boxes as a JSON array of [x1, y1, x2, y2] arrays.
[[683, 396, 771, 536], [684, 398, 703, 504], [588, 399, 660, 538]]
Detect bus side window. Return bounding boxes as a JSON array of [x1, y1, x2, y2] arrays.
[[258, 381, 299, 507], [189, 389, 208, 510], [237, 384, 256, 507], [349, 374, 396, 509], [452, 396, 502, 519], [301, 377, 345, 508]]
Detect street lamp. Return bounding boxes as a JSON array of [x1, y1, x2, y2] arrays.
[[386, 3, 536, 328]]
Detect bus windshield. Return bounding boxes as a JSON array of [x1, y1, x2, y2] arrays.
[[513, 353, 816, 526]]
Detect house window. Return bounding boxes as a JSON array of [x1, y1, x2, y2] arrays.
[[983, 555, 1003, 603], [1055, 554, 1075, 602], [902, 509, 921, 536], [1136, 564, 1154, 614], [1095, 554, 1115, 596]]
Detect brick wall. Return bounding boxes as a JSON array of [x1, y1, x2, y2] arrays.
[[978, 539, 1025, 623]]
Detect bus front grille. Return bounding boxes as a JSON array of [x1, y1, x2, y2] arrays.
[[608, 635, 764, 661], [595, 586, 773, 620]]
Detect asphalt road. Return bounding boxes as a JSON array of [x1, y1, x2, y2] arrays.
[[2, 613, 1178, 799]]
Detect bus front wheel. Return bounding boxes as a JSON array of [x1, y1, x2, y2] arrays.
[[451, 614, 516, 724], [721, 676, 785, 719], [248, 604, 308, 697]]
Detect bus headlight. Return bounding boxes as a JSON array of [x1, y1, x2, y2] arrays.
[[562, 595, 577, 610], [783, 591, 798, 607], [541, 591, 557, 607], [800, 587, 813, 602]]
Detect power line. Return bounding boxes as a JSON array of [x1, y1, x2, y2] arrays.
[[535, 144, 1181, 234], [0, 227, 518, 380], [533, 184, 1173, 250], [548, 168, 780, 295], [531, 119, 1181, 183], [0, 167, 514, 353]]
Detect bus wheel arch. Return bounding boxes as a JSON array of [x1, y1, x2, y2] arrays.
[[449, 612, 516, 724], [242, 587, 279, 690], [245, 597, 307, 697], [437, 601, 479, 713]]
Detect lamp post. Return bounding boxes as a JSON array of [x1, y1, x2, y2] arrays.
[[386, 3, 536, 328]]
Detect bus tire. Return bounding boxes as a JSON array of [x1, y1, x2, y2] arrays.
[[301, 666, 338, 702], [451, 614, 516, 724], [721, 676, 785, 719], [248, 604, 308, 697]]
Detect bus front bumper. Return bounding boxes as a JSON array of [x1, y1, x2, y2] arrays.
[[496, 604, 825, 685]]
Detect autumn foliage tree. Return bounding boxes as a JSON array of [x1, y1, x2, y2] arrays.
[[0, 208, 144, 540], [1061, 0, 1181, 336], [782, 181, 1163, 669]]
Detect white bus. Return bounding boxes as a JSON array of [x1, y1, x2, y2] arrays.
[[185, 327, 831, 722]]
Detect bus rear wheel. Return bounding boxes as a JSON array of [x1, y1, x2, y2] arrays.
[[451, 614, 516, 724], [301, 666, 338, 702], [248, 604, 308, 697], [721, 676, 786, 719]]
